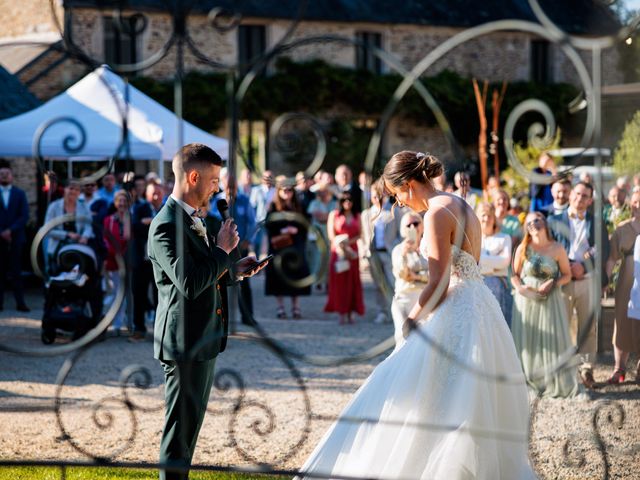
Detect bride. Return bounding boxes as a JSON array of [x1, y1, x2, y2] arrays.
[[298, 151, 535, 479]]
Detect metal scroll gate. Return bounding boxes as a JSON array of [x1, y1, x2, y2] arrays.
[[0, 1, 637, 479]]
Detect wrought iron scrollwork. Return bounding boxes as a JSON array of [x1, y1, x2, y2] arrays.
[[0, 0, 635, 478], [54, 348, 139, 461]]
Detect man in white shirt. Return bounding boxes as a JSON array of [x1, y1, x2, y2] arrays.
[[543, 178, 571, 217], [548, 181, 609, 388]]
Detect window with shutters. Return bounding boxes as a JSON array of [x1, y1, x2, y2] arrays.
[[355, 31, 383, 74], [531, 39, 551, 84], [103, 16, 140, 66], [238, 25, 266, 73]]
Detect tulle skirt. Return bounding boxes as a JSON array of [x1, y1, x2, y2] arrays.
[[299, 277, 535, 479]]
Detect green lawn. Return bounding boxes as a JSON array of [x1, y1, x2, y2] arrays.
[[0, 466, 288, 480]]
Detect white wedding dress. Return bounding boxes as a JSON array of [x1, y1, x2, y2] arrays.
[[298, 233, 536, 479]]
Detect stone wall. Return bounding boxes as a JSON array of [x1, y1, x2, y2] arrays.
[[68, 8, 235, 77], [552, 43, 624, 87], [0, 0, 63, 38], [8, 6, 625, 199], [388, 25, 531, 81], [9, 5, 625, 102], [62, 10, 624, 86]]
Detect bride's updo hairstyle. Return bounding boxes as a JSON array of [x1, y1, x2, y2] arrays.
[[382, 150, 444, 190]]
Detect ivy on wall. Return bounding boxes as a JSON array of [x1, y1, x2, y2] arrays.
[[132, 57, 580, 151]]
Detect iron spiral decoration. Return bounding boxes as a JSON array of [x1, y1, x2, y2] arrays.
[[0, 0, 637, 478]]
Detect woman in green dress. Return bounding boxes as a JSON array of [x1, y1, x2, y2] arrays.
[[511, 211, 579, 398]]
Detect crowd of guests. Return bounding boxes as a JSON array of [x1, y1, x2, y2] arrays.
[[296, 152, 640, 399], [2, 153, 640, 398], [39, 171, 165, 342], [0, 159, 381, 340]]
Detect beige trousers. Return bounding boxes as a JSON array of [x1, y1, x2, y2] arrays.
[[563, 277, 597, 370]]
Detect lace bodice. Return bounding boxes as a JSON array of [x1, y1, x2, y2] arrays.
[[419, 234, 483, 282]]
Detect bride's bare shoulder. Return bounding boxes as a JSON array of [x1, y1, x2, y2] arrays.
[[424, 193, 460, 219]]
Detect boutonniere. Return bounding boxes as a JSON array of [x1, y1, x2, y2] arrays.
[[190, 221, 207, 238]]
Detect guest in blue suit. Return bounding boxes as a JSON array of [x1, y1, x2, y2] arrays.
[[0, 161, 30, 312], [129, 182, 164, 342]]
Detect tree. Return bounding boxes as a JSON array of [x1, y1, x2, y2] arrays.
[[613, 110, 640, 177]]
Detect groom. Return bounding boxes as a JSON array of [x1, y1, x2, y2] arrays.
[[148, 143, 261, 479]]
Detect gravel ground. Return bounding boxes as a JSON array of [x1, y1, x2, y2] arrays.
[[1, 272, 639, 479]]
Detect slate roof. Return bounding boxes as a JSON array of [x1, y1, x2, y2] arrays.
[[64, 0, 621, 35], [0, 65, 41, 120]]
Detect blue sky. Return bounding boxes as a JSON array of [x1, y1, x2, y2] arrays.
[[624, 0, 640, 10]]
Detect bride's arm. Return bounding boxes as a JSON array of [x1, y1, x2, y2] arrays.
[[407, 207, 452, 322]]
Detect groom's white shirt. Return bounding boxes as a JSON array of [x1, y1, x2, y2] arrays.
[[171, 193, 197, 217], [170, 194, 219, 250]]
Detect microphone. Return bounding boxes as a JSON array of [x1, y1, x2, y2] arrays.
[[216, 198, 242, 264], [216, 198, 230, 220]]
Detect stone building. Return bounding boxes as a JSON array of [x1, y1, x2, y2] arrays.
[[0, 0, 626, 181]]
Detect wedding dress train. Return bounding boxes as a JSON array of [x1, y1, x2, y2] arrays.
[[299, 244, 535, 479]]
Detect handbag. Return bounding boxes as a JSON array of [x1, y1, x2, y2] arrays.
[[270, 233, 293, 250], [334, 258, 350, 273]]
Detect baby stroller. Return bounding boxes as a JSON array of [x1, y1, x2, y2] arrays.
[[41, 243, 103, 344]]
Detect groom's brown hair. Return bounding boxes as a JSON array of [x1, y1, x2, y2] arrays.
[[172, 143, 222, 181]]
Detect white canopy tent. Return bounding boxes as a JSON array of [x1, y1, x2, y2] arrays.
[[0, 66, 228, 178]]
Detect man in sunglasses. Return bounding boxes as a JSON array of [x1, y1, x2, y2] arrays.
[[548, 181, 609, 388]]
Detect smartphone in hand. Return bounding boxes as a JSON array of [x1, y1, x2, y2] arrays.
[[238, 255, 273, 276]]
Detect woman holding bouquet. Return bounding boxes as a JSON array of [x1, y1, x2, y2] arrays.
[[511, 211, 579, 397]]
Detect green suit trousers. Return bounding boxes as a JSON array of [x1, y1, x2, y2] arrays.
[[159, 358, 216, 480]]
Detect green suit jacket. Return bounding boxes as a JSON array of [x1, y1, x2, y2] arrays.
[[148, 197, 231, 362]]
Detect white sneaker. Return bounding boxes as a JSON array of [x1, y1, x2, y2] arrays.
[[374, 312, 387, 324]]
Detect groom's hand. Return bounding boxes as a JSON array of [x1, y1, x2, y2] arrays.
[[234, 255, 268, 279], [217, 218, 240, 254]]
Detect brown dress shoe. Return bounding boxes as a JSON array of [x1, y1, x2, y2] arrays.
[[580, 369, 596, 389], [127, 332, 146, 343]]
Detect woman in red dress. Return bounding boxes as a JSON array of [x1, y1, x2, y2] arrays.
[[325, 192, 365, 324]]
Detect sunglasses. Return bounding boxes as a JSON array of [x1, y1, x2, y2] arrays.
[[340, 198, 353, 203], [405, 221, 420, 228], [526, 218, 544, 228], [282, 188, 294, 193]]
